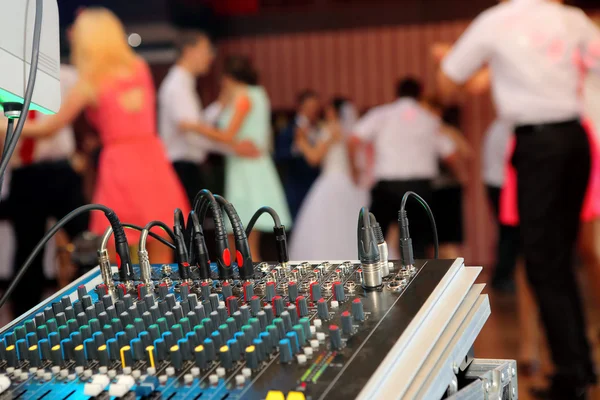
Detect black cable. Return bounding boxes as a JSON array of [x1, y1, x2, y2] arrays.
[[244, 206, 282, 236], [0, 0, 43, 184], [0, 204, 128, 309], [399, 191, 439, 260], [192, 189, 230, 280], [187, 211, 211, 280], [174, 208, 190, 280], [357, 206, 380, 264], [215, 195, 254, 279], [0, 118, 15, 197], [122, 223, 175, 249], [141, 221, 176, 242], [245, 206, 289, 267]]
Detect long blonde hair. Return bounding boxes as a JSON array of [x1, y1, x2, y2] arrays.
[[71, 8, 137, 86]]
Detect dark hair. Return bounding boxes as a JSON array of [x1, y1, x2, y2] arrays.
[[175, 29, 212, 58], [442, 105, 461, 129], [297, 89, 319, 106], [331, 97, 348, 117], [223, 55, 258, 85], [396, 77, 423, 100]]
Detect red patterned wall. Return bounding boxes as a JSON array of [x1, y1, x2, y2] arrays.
[[204, 20, 498, 266]]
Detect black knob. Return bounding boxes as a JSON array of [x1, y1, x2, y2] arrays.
[[178, 338, 192, 361], [102, 294, 113, 309], [253, 338, 266, 362], [250, 296, 261, 315], [227, 339, 241, 362], [85, 306, 96, 321], [226, 296, 239, 316], [278, 338, 293, 363], [352, 298, 365, 321], [39, 339, 51, 360], [260, 304, 274, 326], [143, 312, 154, 329], [234, 332, 247, 350], [194, 304, 206, 322], [209, 294, 220, 311], [249, 318, 261, 339], [219, 324, 231, 343], [144, 293, 155, 309], [188, 311, 199, 328], [220, 344, 233, 369], [299, 318, 311, 340], [200, 282, 211, 301], [162, 331, 175, 349], [188, 294, 199, 309], [131, 338, 144, 361], [65, 306, 76, 321], [140, 332, 151, 349], [56, 312, 67, 327], [217, 305, 228, 325], [170, 344, 183, 369], [274, 318, 286, 340], [286, 305, 298, 326], [50, 343, 63, 366], [77, 285, 88, 300], [222, 282, 233, 299], [256, 311, 268, 332], [329, 325, 342, 350], [333, 282, 345, 302], [267, 325, 279, 344], [265, 282, 276, 302], [180, 317, 192, 334], [180, 283, 190, 299], [226, 317, 237, 338], [202, 317, 214, 335], [94, 331, 106, 348], [273, 296, 284, 316], [293, 325, 306, 346], [259, 331, 273, 352], [243, 282, 254, 303], [310, 282, 322, 302], [125, 324, 137, 343], [317, 299, 329, 320], [5, 344, 17, 367], [286, 331, 299, 354], [195, 344, 208, 369], [158, 283, 169, 300], [98, 344, 110, 367], [84, 338, 96, 360], [245, 345, 259, 369], [165, 311, 177, 329], [296, 296, 309, 317], [123, 294, 134, 310], [165, 293, 177, 310], [240, 305, 251, 325], [89, 318, 101, 333], [149, 324, 161, 342], [203, 338, 216, 361], [173, 304, 184, 322], [154, 338, 167, 361], [74, 344, 87, 367], [107, 338, 119, 361], [211, 329, 222, 350], [341, 311, 353, 335], [281, 311, 293, 333], [288, 282, 298, 302], [61, 295, 73, 310], [24, 319, 36, 334], [48, 332, 60, 348], [43, 306, 54, 321], [28, 344, 41, 367]]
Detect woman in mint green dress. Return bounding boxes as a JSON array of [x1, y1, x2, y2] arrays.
[[181, 55, 291, 259]]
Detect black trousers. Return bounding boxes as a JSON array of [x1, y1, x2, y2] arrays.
[[8, 161, 88, 317], [370, 180, 433, 259], [486, 186, 520, 284], [173, 161, 207, 207], [513, 120, 593, 383]]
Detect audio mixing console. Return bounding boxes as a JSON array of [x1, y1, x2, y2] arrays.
[[0, 258, 507, 399]]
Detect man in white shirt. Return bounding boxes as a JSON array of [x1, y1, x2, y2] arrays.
[[350, 78, 458, 258], [6, 64, 87, 317], [158, 30, 258, 205], [437, 1, 600, 397]]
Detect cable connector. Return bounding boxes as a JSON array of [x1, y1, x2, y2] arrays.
[[188, 211, 211, 281], [371, 216, 390, 277], [274, 226, 289, 270], [357, 207, 382, 289], [174, 209, 190, 281], [398, 209, 415, 271]]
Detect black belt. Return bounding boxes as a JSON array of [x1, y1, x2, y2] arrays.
[[515, 118, 580, 135]]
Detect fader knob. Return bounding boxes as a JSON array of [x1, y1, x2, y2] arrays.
[[194, 345, 208, 369], [317, 299, 329, 320], [278, 339, 293, 364], [333, 282, 345, 302], [170, 345, 183, 369], [352, 298, 365, 321], [296, 296, 308, 317], [329, 325, 342, 350], [341, 311, 353, 335]]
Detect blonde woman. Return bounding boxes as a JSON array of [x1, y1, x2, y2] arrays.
[[20, 8, 189, 262]]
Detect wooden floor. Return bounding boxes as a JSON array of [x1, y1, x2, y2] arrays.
[[474, 268, 600, 399]]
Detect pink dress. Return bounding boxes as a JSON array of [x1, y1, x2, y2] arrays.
[[88, 59, 190, 239], [499, 119, 600, 226]]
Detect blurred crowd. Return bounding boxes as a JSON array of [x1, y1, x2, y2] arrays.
[[1, 2, 600, 398]]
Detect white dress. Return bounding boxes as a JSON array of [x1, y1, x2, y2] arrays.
[[289, 136, 370, 261]]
